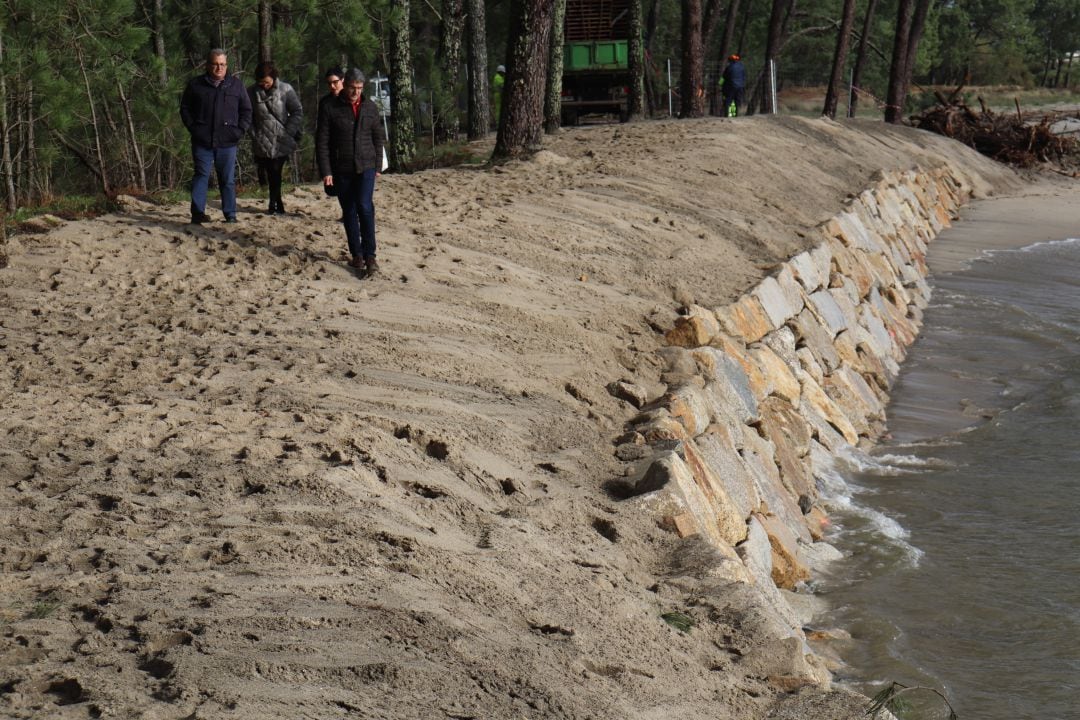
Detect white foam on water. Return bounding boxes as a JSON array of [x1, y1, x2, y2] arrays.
[[975, 236, 1080, 262], [835, 444, 949, 476], [813, 449, 925, 566], [1013, 236, 1080, 253]]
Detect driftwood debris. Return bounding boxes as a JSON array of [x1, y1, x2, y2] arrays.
[[912, 87, 1078, 168]]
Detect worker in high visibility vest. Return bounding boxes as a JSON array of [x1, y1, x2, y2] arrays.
[[722, 54, 746, 117], [492, 65, 506, 129]]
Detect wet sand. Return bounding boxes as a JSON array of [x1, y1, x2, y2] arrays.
[[930, 178, 1080, 272]]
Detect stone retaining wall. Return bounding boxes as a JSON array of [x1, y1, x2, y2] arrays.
[[619, 165, 969, 679]]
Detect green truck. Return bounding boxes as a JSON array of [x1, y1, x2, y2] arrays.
[[561, 0, 631, 125]]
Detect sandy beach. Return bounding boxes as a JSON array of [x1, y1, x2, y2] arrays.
[[0, 115, 1053, 719], [929, 179, 1080, 272]]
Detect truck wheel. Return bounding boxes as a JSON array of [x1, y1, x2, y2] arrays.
[[562, 109, 579, 127]]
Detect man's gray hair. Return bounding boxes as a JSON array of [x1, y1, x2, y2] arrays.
[[345, 68, 366, 84], [207, 48, 227, 61]]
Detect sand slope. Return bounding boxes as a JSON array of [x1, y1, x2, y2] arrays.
[[1, 116, 1019, 719]]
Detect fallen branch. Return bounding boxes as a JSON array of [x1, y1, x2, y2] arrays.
[[910, 86, 1079, 168]]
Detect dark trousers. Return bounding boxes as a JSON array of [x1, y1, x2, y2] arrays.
[[335, 169, 377, 260], [723, 87, 745, 116], [256, 156, 288, 209]]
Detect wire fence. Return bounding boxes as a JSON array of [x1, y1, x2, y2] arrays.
[[648, 56, 890, 119]]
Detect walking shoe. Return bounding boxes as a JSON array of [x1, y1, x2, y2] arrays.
[[191, 212, 212, 224], [364, 257, 380, 277], [225, 216, 238, 224], [348, 256, 366, 271]]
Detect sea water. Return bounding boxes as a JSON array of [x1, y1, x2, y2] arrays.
[[815, 237, 1080, 719]]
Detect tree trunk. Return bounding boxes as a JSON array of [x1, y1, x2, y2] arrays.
[[75, 44, 110, 194], [847, 0, 878, 117], [153, 0, 167, 85], [28, 81, 45, 201], [13, 83, 22, 199], [259, 0, 271, 61], [822, 0, 857, 119], [493, 0, 554, 159], [700, 0, 722, 114], [679, 0, 705, 117], [0, 30, 16, 212], [701, 0, 723, 49], [627, 0, 646, 119], [737, 0, 754, 55], [759, 0, 790, 114], [544, 0, 567, 133], [644, 0, 662, 114], [898, 0, 930, 104], [389, 0, 417, 167], [118, 80, 147, 191], [717, 0, 739, 65], [884, 0, 914, 124], [466, 0, 490, 139], [436, 0, 466, 142]]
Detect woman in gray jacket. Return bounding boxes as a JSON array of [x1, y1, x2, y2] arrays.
[[249, 61, 303, 215]]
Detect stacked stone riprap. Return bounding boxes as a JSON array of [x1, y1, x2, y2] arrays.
[[619, 166, 967, 667]]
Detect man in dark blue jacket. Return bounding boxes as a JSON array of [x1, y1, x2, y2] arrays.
[[722, 54, 746, 117], [316, 69, 386, 276], [180, 49, 252, 224]]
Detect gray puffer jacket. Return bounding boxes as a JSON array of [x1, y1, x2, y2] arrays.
[[248, 80, 303, 159]]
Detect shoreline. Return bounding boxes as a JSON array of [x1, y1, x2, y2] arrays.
[[814, 192, 1080, 716], [928, 178, 1080, 272], [624, 164, 989, 709]]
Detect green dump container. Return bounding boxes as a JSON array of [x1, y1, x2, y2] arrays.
[[564, 40, 629, 71]]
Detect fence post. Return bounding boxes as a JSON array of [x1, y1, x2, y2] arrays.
[[847, 68, 854, 118], [768, 59, 778, 114], [667, 59, 673, 117]]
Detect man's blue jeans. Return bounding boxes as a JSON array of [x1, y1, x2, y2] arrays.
[[335, 169, 377, 260], [191, 143, 238, 219]]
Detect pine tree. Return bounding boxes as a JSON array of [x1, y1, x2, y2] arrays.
[[492, 0, 554, 159], [389, 0, 417, 168]]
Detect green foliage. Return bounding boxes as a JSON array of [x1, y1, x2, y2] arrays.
[[660, 611, 694, 633], [25, 593, 62, 620], [5, 195, 117, 234], [398, 138, 489, 172], [2, 0, 1079, 209]]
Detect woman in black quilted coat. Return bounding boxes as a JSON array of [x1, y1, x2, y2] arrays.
[[249, 61, 303, 215]]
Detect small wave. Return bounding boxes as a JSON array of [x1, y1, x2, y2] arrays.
[[976, 236, 1080, 261], [1013, 236, 1080, 253], [833, 445, 949, 476], [874, 453, 949, 469], [885, 437, 963, 450], [813, 452, 925, 566], [823, 498, 925, 566]]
